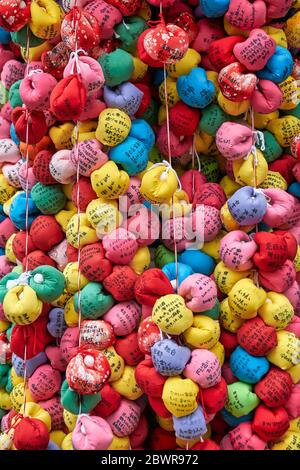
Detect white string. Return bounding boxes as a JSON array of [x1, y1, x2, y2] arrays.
[[69, 48, 88, 75], [146, 160, 182, 191]]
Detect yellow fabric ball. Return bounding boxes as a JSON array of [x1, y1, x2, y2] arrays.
[[3, 285, 43, 325], [228, 279, 266, 319], [194, 131, 214, 154], [162, 376, 199, 418], [267, 330, 300, 370], [284, 11, 300, 48], [201, 230, 227, 261], [49, 122, 74, 150], [50, 431, 66, 448], [96, 108, 131, 146], [10, 383, 33, 412], [156, 415, 174, 431], [61, 433, 73, 450], [102, 346, 125, 382], [5, 233, 16, 263], [166, 49, 201, 78], [210, 341, 225, 366], [140, 165, 179, 204], [152, 294, 193, 335], [29, 0, 64, 39], [220, 298, 245, 333], [249, 110, 279, 130], [223, 17, 249, 37], [267, 115, 300, 147], [71, 121, 97, 144], [183, 315, 220, 349], [294, 246, 300, 271], [218, 93, 250, 116], [129, 246, 151, 274], [51, 290, 72, 308], [0, 389, 12, 410], [21, 41, 52, 61], [86, 197, 122, 237], [271, 431, 300, 450], [214, 261, 252, 294], [259, 171, 288, 190], [111, 365, 143, 400], [64, 296, 78, 327], [233, 149, 268, 186], [63, 409, 77, 432], [262, 27, 287, 47], [91, 161, 129, 199], [107, 435, 131, 450], [220, 176, 242, 199], [159, 77, 180, 107], [131, 56, 148, 82], [258, 292, 294, 329], [0, 174, 16, 204], [63, 262, 89, 294], [288, 363, 300, 384], [279, 76, 299, 110], [66, 213, 98, 248], [55, 202, 77, 232]]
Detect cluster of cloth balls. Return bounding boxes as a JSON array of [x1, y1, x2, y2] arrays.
[[0, 0, 299, 452]]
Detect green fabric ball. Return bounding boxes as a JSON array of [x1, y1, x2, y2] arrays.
[[11, 26, 44, 47], [199, 156, 219, 182], [0, 272, 19, 303], [0, 364, 10, 389], [29, 265, 65, 302], [140, 98, 159, 126], [225, 382, 260, 417], [61, 380, 101, 414], [5, 372, 13, 394], [73, 282, 114, 319], [99, 48, 134, 87], [202, 299, 220, 320], [258, 130, 282, 162], [0, 82, 8, 106], [199, 104, 229, 136], [155, 245, 175, 269], [31, 183, 66, 215], [8, 80, 23, 108], [115, 16, 147, 53], [282, 102, 300, 119]]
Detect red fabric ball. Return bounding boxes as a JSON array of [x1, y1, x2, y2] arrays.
[[12, 231, 36, 261], [129, 414, 148, 448], [50, 75, 87, 121], [29, 215, 64, 251], [169, 101, 201, 137], [252, 404, 289, 442], [193, 182, 226, 210], [115, 332, 144, 366], [32, 150, 57, 185], [191, 439, 220, 450], [0, 0, 31, 32], [274, 230, 298, 260], [0, 218, 17, 248], [201, 377, 228, 414], [67, 244, 78, 263], [210, 413, 230, 435], [148, 396, 172, 418], [269, 154, 296, 185], [103, 266, 138, 301], [61, 8, 101, 51], [23, 250, 57, 270], [80, 242, 112, 282], [255, 368, 293, 407], [137, 317, 161, 355], [135, 84, 151, 118], [220, 329, 238, 358], [208, 36, 245, 71], [137, 30, 164, 68], [41, 41, 71, 80], [173, 11, 198, 43], [134, 268, 173, 306], [13, 417, 49, 450], [11, 316, 53, 359], [12, 107, 48, 145], [253, 232, 289, 272], [105, 0, 142, 16], [180, 170, 207, 203], [71, 177, 97, 211], [237, 317, 277, 356], [93, 383, 121, 418], [150, 428, 177, 450], [135, 358, 167, 397]]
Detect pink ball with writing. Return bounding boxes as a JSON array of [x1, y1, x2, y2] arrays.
[[106, 399, 141, 437], [179, 273, 217, 312], [102, 227, 138, 265], [183, 349, 221, 388], [192, 204, 222, 242], [219, 230, 258, 271], [28, 364, 61, 402], [216, 122, 253, 160], [103, 300, 141, 336], [72, 415, 113, 450], [71, 139, 108, 177]]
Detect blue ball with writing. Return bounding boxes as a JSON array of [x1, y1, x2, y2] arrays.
[[151, 339, 191, 376], [177, 68, 215, 109], [227, 186, 267, 226], [109, 136, 148, 175], [179, 249, 215, 276], [256, 46, 294, 83], [173, 406, 207, 440], [230, 346, 270, 384]]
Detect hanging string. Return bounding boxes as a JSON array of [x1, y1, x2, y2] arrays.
[[163, 62, 179, 292]]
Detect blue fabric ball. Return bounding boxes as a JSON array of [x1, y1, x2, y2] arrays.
[[151, 339, 191, 376], [173, 406, 207, 440], [10, 192, 40, 230], [200, 0, 230, 17], [129, 119, 155, 150], [177, 68, 215, 108], [0, 27, 11, 44], [230, 346, 270, 384], [256, 46, 294, 83], [162, 262, 194, 287], [179, 249, 215, 276], [109, 136, 148, 175]]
